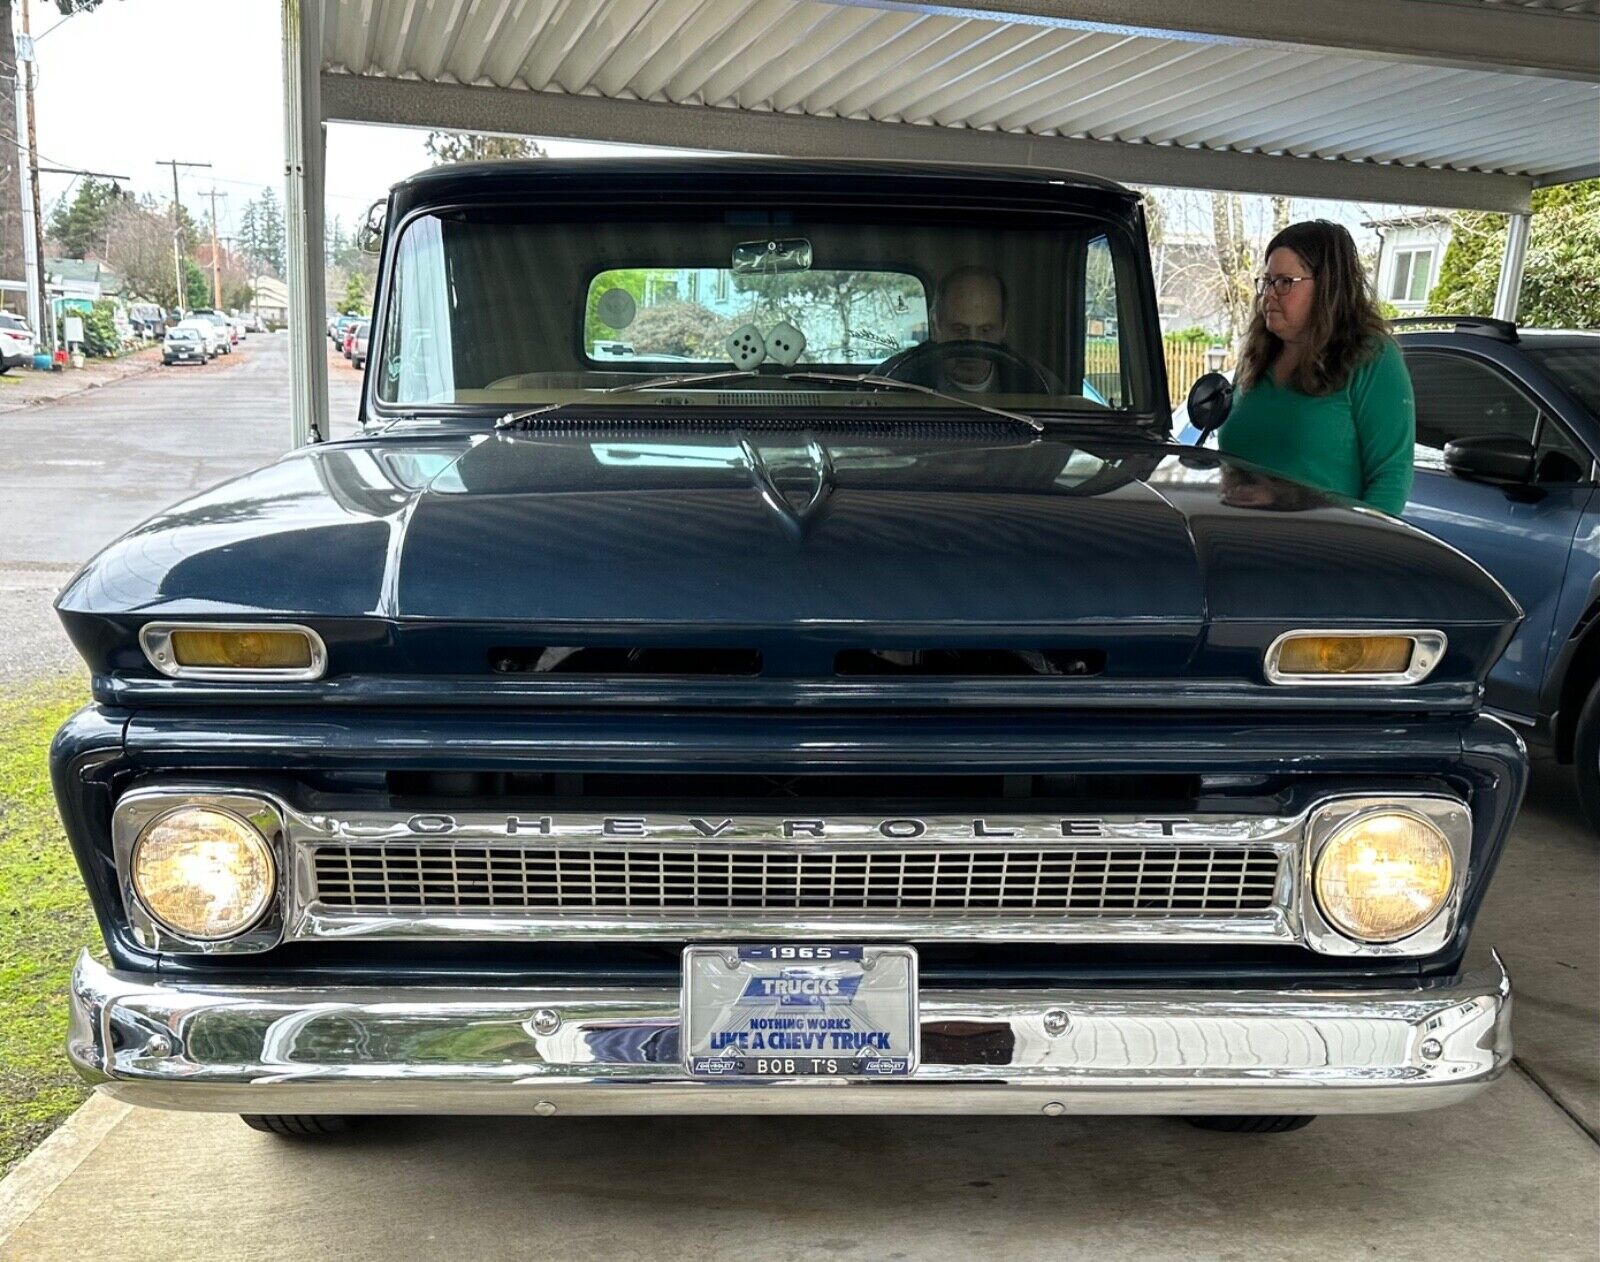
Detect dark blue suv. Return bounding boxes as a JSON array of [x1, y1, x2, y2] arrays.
[[1394, 319, 1600, 827]]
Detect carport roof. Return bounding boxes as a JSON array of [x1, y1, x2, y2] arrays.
[[317, 0, 1600, 214]]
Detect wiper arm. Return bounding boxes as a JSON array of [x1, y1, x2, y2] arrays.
[[782, 371, 1044, 433], [495, 369, 760, 431]]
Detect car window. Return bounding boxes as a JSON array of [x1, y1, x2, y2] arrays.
[[582, 267, 927, 366], [1405, 351, 1541, 470], [1526, 345, 1600, 419], [378, 205, 1150, 415], [1082, 234, 1123, 407], [1533, 415, 1591, 484]]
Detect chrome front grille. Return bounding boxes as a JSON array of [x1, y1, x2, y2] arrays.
[[310, 843, 1283, 917]]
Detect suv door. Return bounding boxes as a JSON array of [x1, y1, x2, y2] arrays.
[[1403, 349, 1594, 721]]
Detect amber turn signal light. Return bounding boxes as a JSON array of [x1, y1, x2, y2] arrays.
[[1265, 631, 1445, 684], [1277, 635, 1411, 675], [170, 629, 314, 670], [141, 623, 326, 679]]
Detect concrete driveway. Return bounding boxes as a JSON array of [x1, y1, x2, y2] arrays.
[[0, 341, 1595, 1260]]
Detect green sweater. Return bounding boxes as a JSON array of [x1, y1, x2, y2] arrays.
[[1216, 338, 1416, 515]]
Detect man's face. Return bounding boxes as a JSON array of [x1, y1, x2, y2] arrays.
[[933, 273, 1005, 387]]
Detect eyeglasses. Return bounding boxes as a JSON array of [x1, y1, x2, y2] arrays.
[[1255, 274, 1314, 297]]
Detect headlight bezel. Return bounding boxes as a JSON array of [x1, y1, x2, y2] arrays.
[[139, 622, 327, 681], [1264, 629, 1447, 686], [1300, 796, 1471, 956], [112, 790, 285, 953]]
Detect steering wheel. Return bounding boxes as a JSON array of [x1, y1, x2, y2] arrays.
[[877, 339, 1055, 394]]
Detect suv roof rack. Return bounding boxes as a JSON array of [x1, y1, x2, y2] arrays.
[[1390, 315, 1519, 342]]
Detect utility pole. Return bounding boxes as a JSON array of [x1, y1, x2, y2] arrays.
[[155, 158, 209, 316], [19, 0, 46, 348], [204, 188, 227, 308]]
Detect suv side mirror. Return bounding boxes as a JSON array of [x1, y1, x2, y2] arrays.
[[1444, 434, 1536, 485], [1185, 371, 1233, 441]]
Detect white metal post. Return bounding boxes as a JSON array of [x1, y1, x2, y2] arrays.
[[1493, 211, 1531, 324], [283, 0, 328, 446]]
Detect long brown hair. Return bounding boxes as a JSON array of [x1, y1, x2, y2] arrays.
[[1235, 220, 1389, 396]]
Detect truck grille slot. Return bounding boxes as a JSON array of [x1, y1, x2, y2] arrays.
[[310, 844, 1283, 916]]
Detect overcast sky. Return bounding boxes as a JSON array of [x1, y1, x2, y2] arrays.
[[28, 0, 1414, 247], [28, 0, 652, 241]]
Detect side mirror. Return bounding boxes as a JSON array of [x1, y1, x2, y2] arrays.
[[356, 199, 387, 255], [1185, 371, 1233, 441], [1444, 434, 1535, 485]]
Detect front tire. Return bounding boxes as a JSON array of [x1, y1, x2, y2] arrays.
[[1570, 677, 1600, 833], [1187, 1115, 1316, 1134], [241, 1114, 352, 1138]]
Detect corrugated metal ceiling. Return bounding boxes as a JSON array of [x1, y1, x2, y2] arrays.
[[321, 0, 1599, 199]]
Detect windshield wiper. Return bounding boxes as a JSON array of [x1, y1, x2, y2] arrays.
[[782, 371, 1044, 433], [495, 369, 760, 431]]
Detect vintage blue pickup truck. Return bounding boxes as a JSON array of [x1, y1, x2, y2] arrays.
[[54, 159, 1524, 1136]]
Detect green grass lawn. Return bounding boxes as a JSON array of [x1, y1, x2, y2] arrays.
[[0, 677, 95, 1180]]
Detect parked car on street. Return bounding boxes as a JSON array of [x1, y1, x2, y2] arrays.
[[0, 311, 36, 371], [53, 159, 1524, 1141], [341, 321, 363, 359], [161, 326, 208, 366], [175, 318, 227, 358], [184, 310, 233, 354], [331, 312, 360, 346], [227, 315, 248, 342], [350, 319, 369, 368], [1179, 317, 1600, 829]]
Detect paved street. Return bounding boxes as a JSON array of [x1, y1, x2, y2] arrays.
[[0, 335, 360, 682], [0, 345, 1595, 1259]]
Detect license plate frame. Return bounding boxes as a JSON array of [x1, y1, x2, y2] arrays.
[[682, 944, 918, 1080]]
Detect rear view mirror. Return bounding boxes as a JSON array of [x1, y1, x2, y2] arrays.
[[1185, 371, 1233, 441], [732, 238, 813, 275], [1444, 434, 1535, 485]]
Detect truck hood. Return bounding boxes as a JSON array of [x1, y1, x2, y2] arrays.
[[57, 427, 1518, 681]]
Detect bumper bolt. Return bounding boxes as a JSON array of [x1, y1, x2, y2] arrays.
[[1042, 1101, 1066, 1117], [143, 1034, 172, 1058], [1420, 1038, 1444, 1061], [530, 1008, 561, 1036], [534, 1100, 557, 1117], [1042, 1009, 1070, 1036]]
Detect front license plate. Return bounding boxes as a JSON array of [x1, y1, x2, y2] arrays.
[[683, 945, 918, 1079]]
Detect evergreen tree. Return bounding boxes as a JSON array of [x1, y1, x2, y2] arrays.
[[48, 178, 129, 258], [340, 272, 368, 315], [255, 188, 287, 276], [1430, 180, 1600, 328]]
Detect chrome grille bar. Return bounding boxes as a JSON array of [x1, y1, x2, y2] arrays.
[[310, 843, 1284, 916]]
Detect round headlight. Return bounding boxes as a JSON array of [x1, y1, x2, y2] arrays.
[[1313, 810, 1454, 943], [131, 806, 276, 941]]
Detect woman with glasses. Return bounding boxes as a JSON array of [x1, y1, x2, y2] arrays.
[[1216, 220, 1414, 515]]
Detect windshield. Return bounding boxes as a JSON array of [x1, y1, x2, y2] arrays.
[[376, 203, 1150, 417], [1528, 345, 1600, 418]]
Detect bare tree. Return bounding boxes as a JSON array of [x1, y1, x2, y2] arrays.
[[1271, 196, 1293, 237], [1210, 192, 1255, 341]]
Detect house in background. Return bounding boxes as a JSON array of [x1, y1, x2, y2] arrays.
[[1366, 214, 1452, 313], [250, 275, 289, 326]]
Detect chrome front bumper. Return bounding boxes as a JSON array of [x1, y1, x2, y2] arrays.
[[68, 951, 1512, 1116]]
